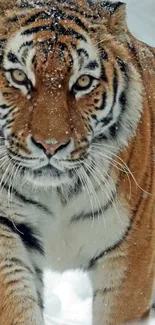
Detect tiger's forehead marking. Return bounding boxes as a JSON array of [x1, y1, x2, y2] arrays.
[[4, 23, 101, 90]]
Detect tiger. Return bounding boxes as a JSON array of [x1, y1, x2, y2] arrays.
[[0, 0, 155, 324]]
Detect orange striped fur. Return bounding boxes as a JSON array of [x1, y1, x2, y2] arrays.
[[0, 1, 155, 325]]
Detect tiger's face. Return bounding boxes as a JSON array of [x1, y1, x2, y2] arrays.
[[0, 0, 142, 187]]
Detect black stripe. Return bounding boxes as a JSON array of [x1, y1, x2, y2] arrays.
[[0, 129, 4, 137], [100, 48, 108, 61], [22, 9, 88, 32], [0, 216, 44, 254], [35, 267, 43, 283], [18, 41, 33, 52], [94, 287, 112, 298], [59, 5, 80, 14], [107, 104, 128, 140], [8, 16, 20, 23], [0, 104, 9, 109], [57, 24, 86, 41], [7, 52, 20, 64], [57, 42, 73, 68], [64, 14, 88, 32], [109, 123, 118, 138], [116, 57, 128, 77], [7, 14, 26, 24], [5, 118, 15, 129], [71, 209, 103, 222], [0, 39, 6, 48], [57, 41, 68, 53], [101, 111, 113, 126], [112, 68, 118, 107], [100, 1, 124, 15], [62, 5, 99, 20], [9, 257, 33, 274], [127, 42, 142, 70], [14, 189, 51, 215], [1, 182, 51, 215], [91, 114, 98, 121], [0, 39, 6, 64], [100, 62, 107, 82], [119, 91, 126, 111], [22, 11, 51, 26], [87, 220, 132, 269], [71, 190, 116, 222], [8, 149, 38, 161], [0, 107, 14, 120], [0, 112, 10, 120], [0, 55, 3, 65], [85, 60, 99, 70], [116, 57, 129, 112], [37, 291, 44, 310], [22, 24, 53, 35], [77, 48, 89, 59]]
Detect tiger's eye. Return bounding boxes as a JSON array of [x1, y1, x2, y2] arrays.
[[11, 69, 27, 84], [76, 75, 91, 89]]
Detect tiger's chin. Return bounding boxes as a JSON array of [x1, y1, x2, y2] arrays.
[[22, 165, 75, 188]]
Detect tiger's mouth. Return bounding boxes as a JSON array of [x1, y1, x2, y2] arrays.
[[29, 164, 64, 177], [19, 160, 80, 187]]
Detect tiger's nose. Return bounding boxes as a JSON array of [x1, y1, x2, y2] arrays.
[[31, 136, 70, 155]]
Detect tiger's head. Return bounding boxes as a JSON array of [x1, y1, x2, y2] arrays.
[[0, 0, 142, 188]]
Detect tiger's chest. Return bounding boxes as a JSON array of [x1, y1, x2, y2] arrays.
[[43, 188, 130, 272], [0, 181, 130, 272]]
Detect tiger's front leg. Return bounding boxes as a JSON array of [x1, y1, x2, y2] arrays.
[[0, 218, 44, 325], [88, 248, 153, 325]]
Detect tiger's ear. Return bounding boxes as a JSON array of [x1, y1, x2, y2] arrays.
[[99, 2, 127, 38]]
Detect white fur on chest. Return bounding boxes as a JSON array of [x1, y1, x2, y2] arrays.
[[44, 188, 130, 272], [0, 177, 130, 273]]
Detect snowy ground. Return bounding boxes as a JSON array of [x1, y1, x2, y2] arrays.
[[44, 270, 92, 325], [44, 1, 155, 325]]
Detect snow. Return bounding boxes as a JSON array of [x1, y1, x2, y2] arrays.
[[44, 1, 155, 325], [126, 0, 155, 47], [44, 270, 92, 325]]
